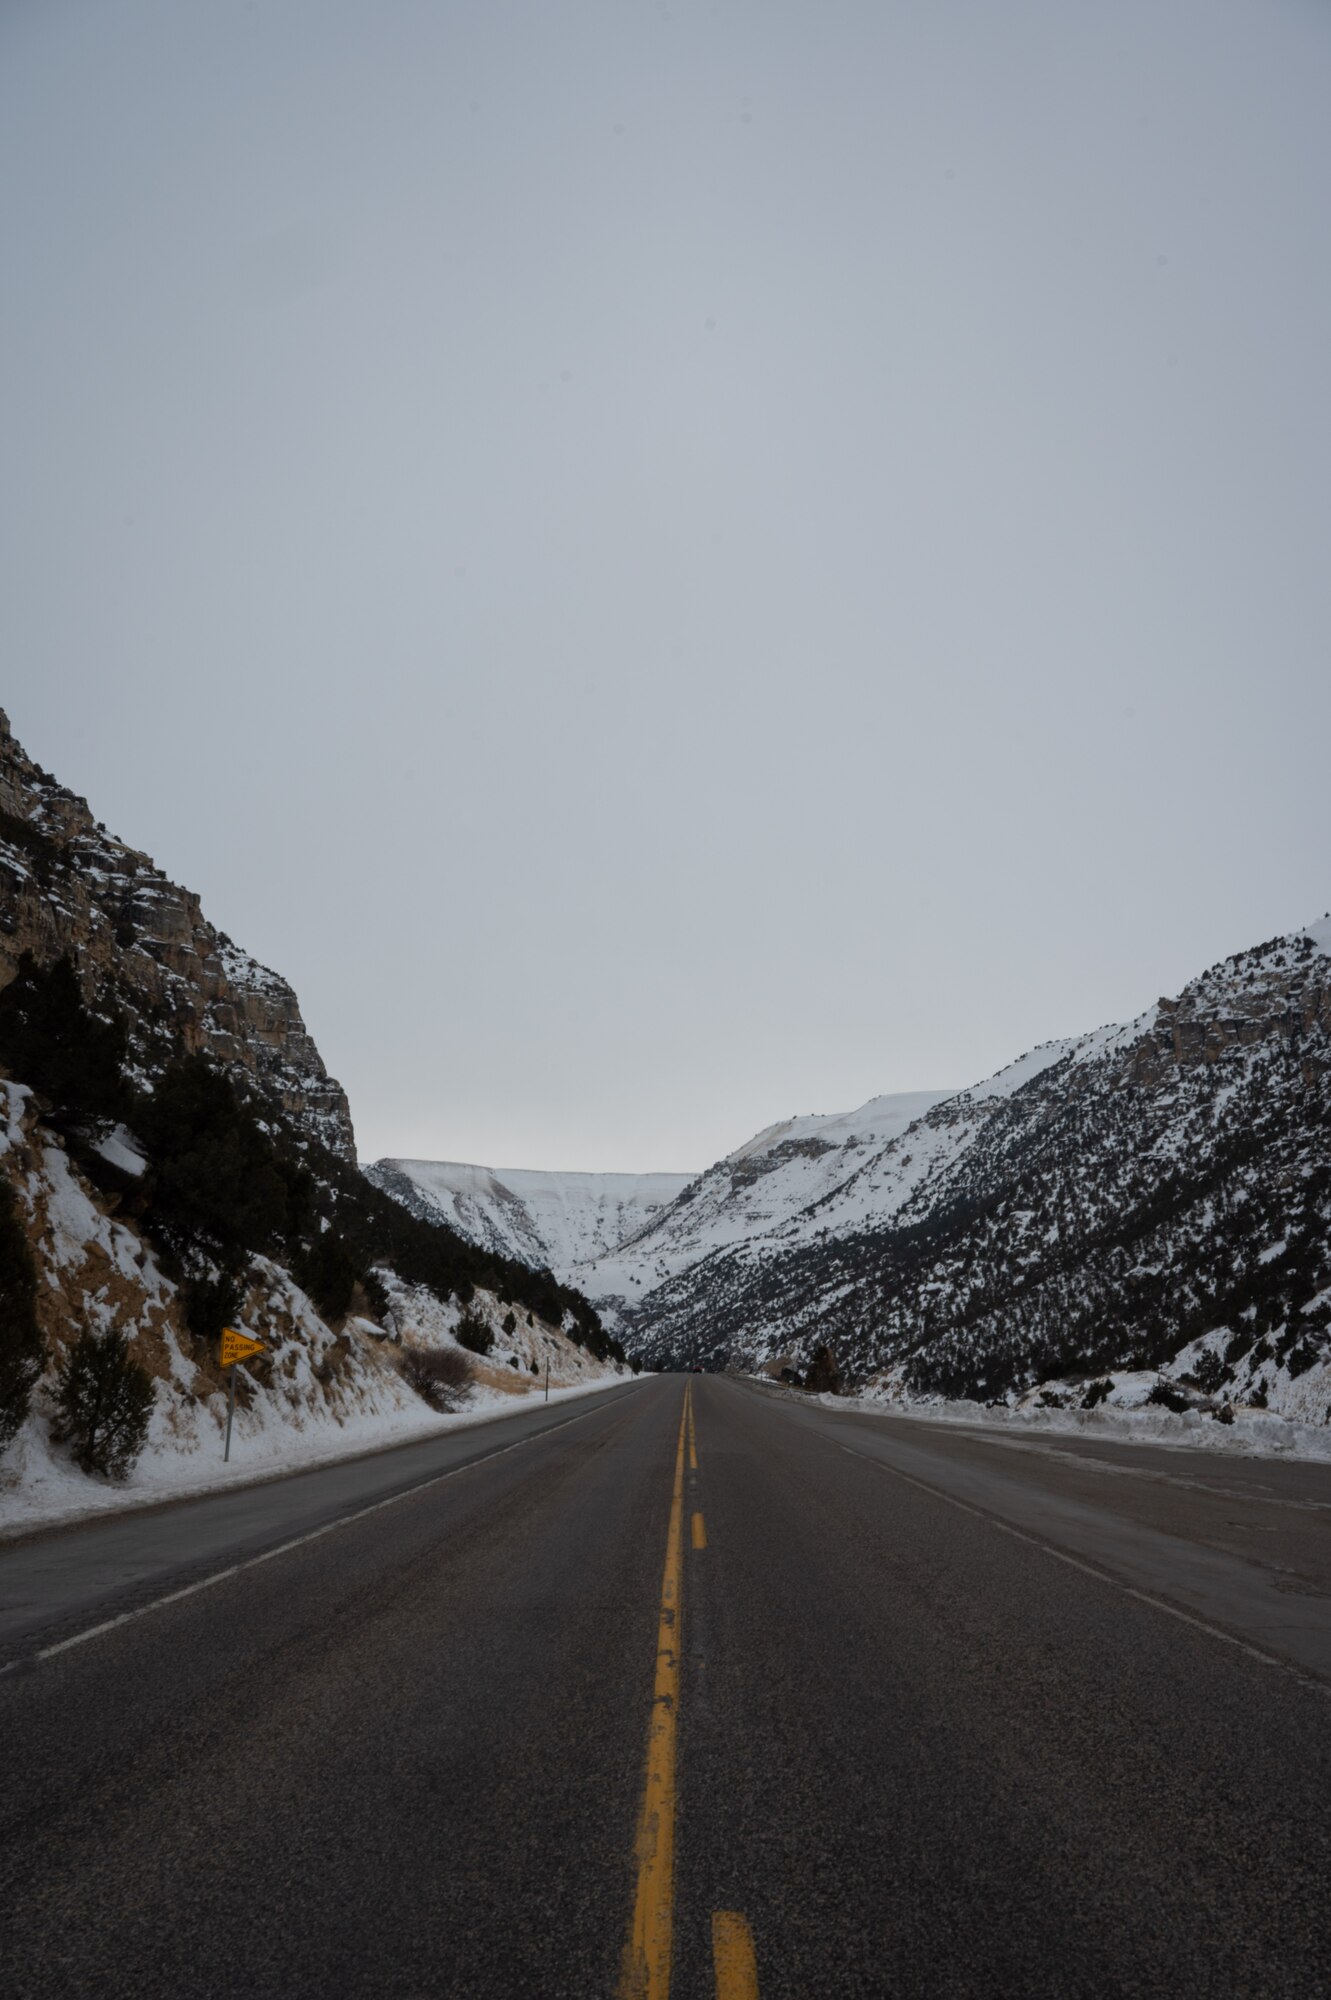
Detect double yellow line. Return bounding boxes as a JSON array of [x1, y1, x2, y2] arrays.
[[618, 1380, 759, 2000]]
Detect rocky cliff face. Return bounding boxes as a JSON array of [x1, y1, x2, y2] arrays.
[[0, 710, 354, 1159]]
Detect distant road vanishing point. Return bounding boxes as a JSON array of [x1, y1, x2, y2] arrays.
[[4, 1375, 1331, 1997]]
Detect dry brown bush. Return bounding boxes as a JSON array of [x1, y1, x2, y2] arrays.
[[400, 1344, 472, 1411]]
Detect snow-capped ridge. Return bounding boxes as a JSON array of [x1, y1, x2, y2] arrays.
[[367, 1157, 695, 1283], [727, 1089, 957, 1163]]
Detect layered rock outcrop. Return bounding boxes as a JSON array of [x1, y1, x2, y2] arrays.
[[1128, 931, 1331, 1082], [0, 710, 354, 1158]]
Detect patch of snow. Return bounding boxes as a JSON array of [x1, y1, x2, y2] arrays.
[[1302, 913, 1331, 957], [94, 1125, 147, 1177], [0, 1080, 31, 1152]]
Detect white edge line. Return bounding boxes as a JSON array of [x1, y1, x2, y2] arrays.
[[835, 1440, 1331, 1689], [2, 1387, 640, 1677]]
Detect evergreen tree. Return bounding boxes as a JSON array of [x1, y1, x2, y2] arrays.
[[53, 1326, 154, 1478], [295, 1230, 358, 1322], [0, 1177, 42, 1452], [0, 953, 127, 1127], [136, 1056, 296, 1268], [180, 1271, 243, 1347]]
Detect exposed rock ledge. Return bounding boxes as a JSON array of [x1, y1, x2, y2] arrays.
[[0, 709, 354, 1159]]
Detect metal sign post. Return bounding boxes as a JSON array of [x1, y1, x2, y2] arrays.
[[219, 1327, 265, 1461]]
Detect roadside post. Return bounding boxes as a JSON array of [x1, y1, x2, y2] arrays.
[[219, 1326, 265, 1461], [544, 1359, 550, 1403]]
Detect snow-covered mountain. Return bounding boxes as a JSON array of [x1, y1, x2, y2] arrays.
[[581, 1090, 955, 1310], [366, 1159, 693, 1283], [369, 1094, 957, 1300], [618, 918, 1331, 1431]]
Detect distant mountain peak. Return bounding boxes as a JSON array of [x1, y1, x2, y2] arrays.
[[367, 1158, 695, 1280]]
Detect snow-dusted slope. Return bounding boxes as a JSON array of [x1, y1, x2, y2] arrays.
[[581, 1089, 957, 1311], [600, 1035, 1144, 1335], [0, 1080, 623, 1536], [622, 917, 1331, 1431], [370, 1095, 959, 1303], [365, 1159, 693, 1283], [728, 1090, 959, 1164]]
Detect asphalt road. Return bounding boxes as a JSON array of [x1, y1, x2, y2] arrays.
[[0, 1382, 642, 1657], [4, 1375, 1331, 1997]]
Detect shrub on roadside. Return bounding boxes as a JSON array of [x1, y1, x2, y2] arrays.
[[803, 1344, 842, 1394], [1080, 1378, 1113, 1410], [52, 1326, 155, 1478], [1147, 1380, 1190, 1413], [400, 1345, 472, 1411]]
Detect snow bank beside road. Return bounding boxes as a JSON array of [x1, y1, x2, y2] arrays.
[[0, 1372, 633, 1542], [837, 1384, 1331, 1465]]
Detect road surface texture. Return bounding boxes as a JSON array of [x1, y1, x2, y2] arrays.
[[4, 1373, 1331, 1997]]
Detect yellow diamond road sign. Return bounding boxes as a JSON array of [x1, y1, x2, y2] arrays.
[[220, 1327, 265, 1367]]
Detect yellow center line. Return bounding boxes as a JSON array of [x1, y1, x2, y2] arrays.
[[688, 1394, 699, 1471], [619, 1382, 690, 2000], [691, 1511, 707, 1550], [712, 1911, 760, 1998]]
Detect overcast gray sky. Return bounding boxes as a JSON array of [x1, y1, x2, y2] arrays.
[[3, 0, 1329, 1171]]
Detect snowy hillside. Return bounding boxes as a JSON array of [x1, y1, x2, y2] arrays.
[[367, 1159, 693, 1283], [369, 1095, 957, 1308], [0, 715, 626, 1529], [0, 1078, 625, 1537], [621, 917, 1331, 1434], [581, 1090, 955, 1313]]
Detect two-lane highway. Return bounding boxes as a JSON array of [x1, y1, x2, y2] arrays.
[[4, 1375, 1331, 1996]]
